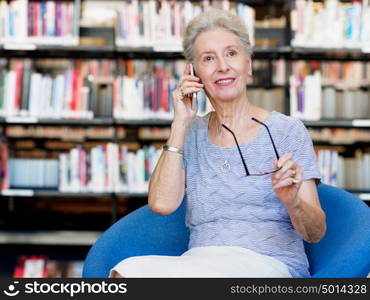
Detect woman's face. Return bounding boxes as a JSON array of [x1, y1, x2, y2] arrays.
[[193, 28, 252, 103]]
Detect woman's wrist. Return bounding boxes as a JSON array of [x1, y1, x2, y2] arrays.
[[167, 119, 190, 149], [283, 194, 303, 218]]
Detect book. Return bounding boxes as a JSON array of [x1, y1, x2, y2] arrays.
[[13, 255, 83, 278], [0, 139, 9, 190], [14, 255, 47, 278]]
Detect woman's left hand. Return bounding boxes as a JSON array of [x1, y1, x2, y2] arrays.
[[271, 152, 303, 208]]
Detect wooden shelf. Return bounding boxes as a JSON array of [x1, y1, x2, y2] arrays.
[[0, 230, 102, 246], [0, 189, 148, 198], [304, 119, 370, 128], [346, 190, 370, 202]]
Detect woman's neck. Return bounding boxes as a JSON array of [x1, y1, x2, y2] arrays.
[[210, 97, 255, 134]]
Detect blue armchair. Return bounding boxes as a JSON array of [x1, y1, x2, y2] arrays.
[[82, 184, 370, 278]]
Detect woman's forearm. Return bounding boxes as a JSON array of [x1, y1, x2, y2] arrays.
[[285, 197, 327, 243], [148, 120, 189, 215]]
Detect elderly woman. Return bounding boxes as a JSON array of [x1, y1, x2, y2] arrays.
[[111, 8, 326, 278]]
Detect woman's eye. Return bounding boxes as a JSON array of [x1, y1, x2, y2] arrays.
[[203, 56, 214, 62], [227, 50, 237, 57]]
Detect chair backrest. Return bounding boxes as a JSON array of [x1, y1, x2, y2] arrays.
[[83, 184, 370, 278]]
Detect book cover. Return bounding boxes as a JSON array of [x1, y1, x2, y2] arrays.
[[73, 0, 81, 38], [20, 59, 32, 113], [11, 61, 22, 113], [39, 1, 46, 37], [33, 1, 39, 37], [55, 2, 62, 37], [0, 141, 9, 190], [46, 1, 55, 37]]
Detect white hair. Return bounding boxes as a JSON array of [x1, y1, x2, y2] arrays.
[[182, 8, 253, 62]]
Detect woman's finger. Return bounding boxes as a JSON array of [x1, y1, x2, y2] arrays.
[[273, 169, 296, 184], [181, 86, 203, 97], [181, 81, 204, 88], [173, 86, 202, 102], [274, 165, 303, 188], [175, 75, 203, 101], [276, 153, 292, 168], [274, 159, 295, 179], [273, 176, 300, 189], [179, 74, 201, 82], [183, 63, 190, 75]]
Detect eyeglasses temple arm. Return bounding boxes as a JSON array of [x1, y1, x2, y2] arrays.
[[221, 124, 250, 176], [251, 117, 280, 160]]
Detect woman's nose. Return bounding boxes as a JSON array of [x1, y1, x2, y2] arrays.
[[216, 57, 229, 72]]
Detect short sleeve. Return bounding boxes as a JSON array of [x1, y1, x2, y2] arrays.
[[280, 118, 321, 185]]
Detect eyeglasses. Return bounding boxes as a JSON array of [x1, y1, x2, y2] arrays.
[[222, 117, 281, 176]]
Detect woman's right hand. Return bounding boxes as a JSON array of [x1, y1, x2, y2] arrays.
[[172, 64, 204, 125]]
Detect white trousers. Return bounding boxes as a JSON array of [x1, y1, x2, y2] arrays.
[[110, 246, 292, 278]]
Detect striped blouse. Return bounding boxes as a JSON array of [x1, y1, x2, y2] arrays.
[[182, 111, 321, 278]]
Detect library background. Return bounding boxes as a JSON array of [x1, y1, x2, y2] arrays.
[[0, 0, 369, 278]]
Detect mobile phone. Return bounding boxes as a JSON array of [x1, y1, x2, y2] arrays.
[[189, 64, 198, 111]]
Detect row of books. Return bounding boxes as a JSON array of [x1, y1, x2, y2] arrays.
[[59, 143, 161, 193], [0, 58, 288, 120], [0, 59, 116, 119], [138, 127, 171, 140], [290, 63, 370, 120], [0, 0, 289, 51], [13, 255, 83, 278], [3, 0, 370, 52], [3, 143, 370, 192], [320, 87, 370, 119], [291, 0, 370, 52], [59, 144, 161, 193], [0, 58, 209, 119], [3, 143, 162, 192], [292, 80, 370, 120], [113, 75, 212, 120], [114, 0, 255, 50], [317, 149, 370, 189], [7, 123, 370, 146], [292, 60, 370, 89], [6, 125, 119, 141], [0, 0, 80, 46], [8, 158, 59, 189], [5, 125, 170, 143], [9, 125, 370, 145]]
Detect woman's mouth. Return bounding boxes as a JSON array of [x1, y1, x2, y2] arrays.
[[214, 77, 236, 87]]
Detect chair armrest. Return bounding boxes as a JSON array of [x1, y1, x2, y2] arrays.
[[306, 184, 370, 277]]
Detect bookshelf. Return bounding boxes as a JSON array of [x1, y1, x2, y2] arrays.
[[0, 0, 370, 277]]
